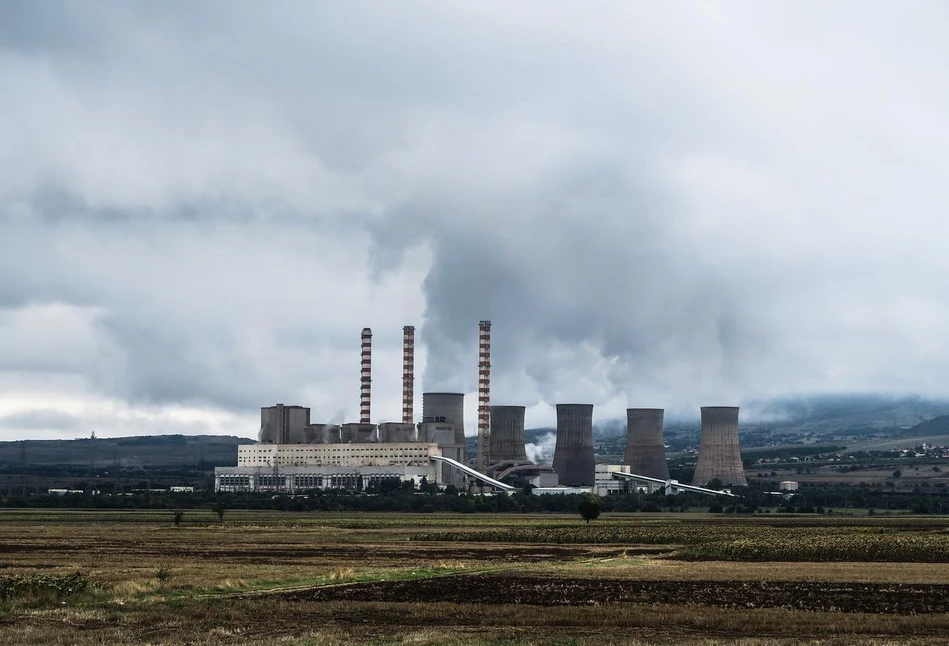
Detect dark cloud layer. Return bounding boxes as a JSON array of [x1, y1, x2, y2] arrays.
[[2, 1, 949, 437]]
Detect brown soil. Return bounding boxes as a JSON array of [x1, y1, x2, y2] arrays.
[[0, 541, 635, 565], [291, 573, 949, 614]]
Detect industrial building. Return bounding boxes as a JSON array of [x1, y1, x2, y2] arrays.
[[258, 404, 311, 444], [218, 321, 749, 498], [215, 324, 502, 493], [422, 392, 466, 455], [217, 442, 441, 493], [377, 422, 415, 443]]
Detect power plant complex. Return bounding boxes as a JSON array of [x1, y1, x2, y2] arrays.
[[214, 323, 748, 496]]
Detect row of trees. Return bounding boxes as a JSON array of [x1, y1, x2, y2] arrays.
[[5, 474, 949, 514]]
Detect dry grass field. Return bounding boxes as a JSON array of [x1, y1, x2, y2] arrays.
[[2, 510, 949, 644]]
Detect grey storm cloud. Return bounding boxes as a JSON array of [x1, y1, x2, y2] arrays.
[[0, 409, 79, 431], [2, 1, 949, 438]]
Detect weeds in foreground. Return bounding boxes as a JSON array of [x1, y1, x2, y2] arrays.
[[155, 566, 173, 585], [328, 568, 354, 581], [0, 573, 92, 600]]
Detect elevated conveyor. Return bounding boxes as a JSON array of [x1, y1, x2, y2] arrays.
[[430, 455, 516, 492], [609, 471, 736, 497]]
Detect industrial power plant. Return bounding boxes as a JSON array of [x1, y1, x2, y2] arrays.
[[214, 323, 748, 497]]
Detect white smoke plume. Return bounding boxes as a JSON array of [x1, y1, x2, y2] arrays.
[[525, 432, 556, 465]]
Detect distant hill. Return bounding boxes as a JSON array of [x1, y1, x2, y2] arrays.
[[746, 395, 949, 435], [902, 415, 949, 439], [0, 435, 255, 467], [516, 396, 949, 452]]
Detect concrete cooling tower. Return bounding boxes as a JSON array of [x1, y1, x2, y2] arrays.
[[692, 406, 747, 487], [552, 404, 595, 486], [422, 392, 465, 447], [624, 408, 670, 480], [489, 406, 527, 463]]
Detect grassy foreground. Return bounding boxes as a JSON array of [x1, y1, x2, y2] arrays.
[[2, 510, 949, 644]]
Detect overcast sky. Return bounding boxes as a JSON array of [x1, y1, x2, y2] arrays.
[[2, 1, 949, 440]]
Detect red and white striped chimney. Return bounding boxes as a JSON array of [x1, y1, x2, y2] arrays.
[[360, 328, 372, 424], [402, 326, 415, 423], [476, 320, 491, 472]]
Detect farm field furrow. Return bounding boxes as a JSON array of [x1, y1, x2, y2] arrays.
[[1, 510, 949, 644], [293, 573, 949, 613]]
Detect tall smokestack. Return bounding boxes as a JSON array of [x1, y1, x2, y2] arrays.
[[692, 406, 747, 487], [552, 404, 595, 486], [625, 409, 670, 480], [402, 326, 415, 424], [476, 320, 491, 472], [360, 328, 372, 424], [489, 405, 527, 463]]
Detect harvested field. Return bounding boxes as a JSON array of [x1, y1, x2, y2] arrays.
[[295, 573, 949, 614], [1, 510, 949, 644]]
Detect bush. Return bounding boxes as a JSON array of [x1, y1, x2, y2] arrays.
[[0, 573, 92, 601], [578, 496, 602, 524], [156, 566, 173, 584], [210, 502, 226, 522]]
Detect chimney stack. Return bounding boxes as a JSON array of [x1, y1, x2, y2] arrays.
[[360, 328, 372, 424], [476, 320, 492, 472], [402, 326, 415, 424]]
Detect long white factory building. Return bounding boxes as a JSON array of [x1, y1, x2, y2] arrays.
[[215, 442, 444, 493], [214, 398, 468, 492]]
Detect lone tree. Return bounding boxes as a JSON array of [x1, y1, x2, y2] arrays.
[[578, 495, 602, 524], [210, 502, 227, 523]]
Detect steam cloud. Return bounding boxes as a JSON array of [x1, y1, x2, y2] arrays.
[[2, 2, 949, 438]]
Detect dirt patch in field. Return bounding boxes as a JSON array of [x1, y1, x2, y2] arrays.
[[0, 541, 636, 566], [290, 573, 949, 614]]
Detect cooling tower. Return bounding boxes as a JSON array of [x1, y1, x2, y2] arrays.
[[422, 392, 465, 449], [692, 406, 747, 487], [489, 406, 527, 463], [552, 404, 595, 486], [624, 409, 670, 480]]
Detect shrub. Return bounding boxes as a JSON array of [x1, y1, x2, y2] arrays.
[[210, 502, 226, 522], [577, 497, 602, 524], [0, 573, 92, 601], [156, 566, 173, 584]]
